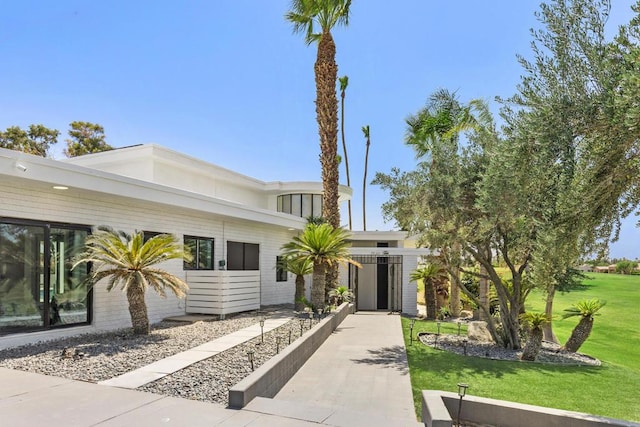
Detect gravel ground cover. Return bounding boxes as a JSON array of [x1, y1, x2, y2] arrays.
[[0, 312, 279, 382], [418, 332, 601, 366], [139, 318, 305, 405]]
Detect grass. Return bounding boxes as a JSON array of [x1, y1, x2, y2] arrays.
[[403, 273, 640, 422]]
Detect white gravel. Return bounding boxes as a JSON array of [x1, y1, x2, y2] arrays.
[[418, 332, 601, 366]]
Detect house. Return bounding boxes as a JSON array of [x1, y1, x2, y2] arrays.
[[0, 144, 420, 349]]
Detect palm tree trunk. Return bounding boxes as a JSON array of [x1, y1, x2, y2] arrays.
[[315, 30, 339, 230], [311, 261, 326, 310], [543, 286, 559, 343], [295, 274, 306, 312], [126, 284, 150, 335], [363, 131, 370, 231], [425, 282, 437, 320], [340, 85, 352, 230], [563, 317, 593, 352], [521, 327, 543, 361]]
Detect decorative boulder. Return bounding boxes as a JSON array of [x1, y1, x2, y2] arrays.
[[460, 310, 473, 319], [467, 321, 493, 342]]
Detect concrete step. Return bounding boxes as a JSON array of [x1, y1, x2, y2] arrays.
[[244, 397, 423, 427]]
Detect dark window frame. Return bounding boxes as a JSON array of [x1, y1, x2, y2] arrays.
[[0, 217, 93, 336], [183, 235, 215, 270], [226, 241, 260, 271], [277, 193, 323, 218], [276, 256, 288, 282]]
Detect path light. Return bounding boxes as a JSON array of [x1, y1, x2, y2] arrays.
[[259, 317, 265, 343], [299, 319, 305, 336], [308, 311, 313, 329], [410, 318, 416, 345], [457, 321, 461, 336], [456, 383, 469, 427], [463, 339, 468, 356], [276, 336, 282, 354], [247, 350, 255, 371], [437, 320, 442, 335], [318, 308, 323, 321], [289, 329, 292, 345]]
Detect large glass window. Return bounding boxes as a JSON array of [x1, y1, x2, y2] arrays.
[[183, 236, 214, 270], [227, 241, 259, 271], [277, 194, 322, 219], [0, 219, 91, 335]]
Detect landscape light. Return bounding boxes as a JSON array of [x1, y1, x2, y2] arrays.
[[259, 318, 265, 343], [456, 383, 469, 427], [247, 351, 255, 371]]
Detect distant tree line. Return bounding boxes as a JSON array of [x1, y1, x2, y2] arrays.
[[0, 121, 113, 157]]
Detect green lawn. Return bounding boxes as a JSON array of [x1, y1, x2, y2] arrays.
[[403, 273, 640, 422]]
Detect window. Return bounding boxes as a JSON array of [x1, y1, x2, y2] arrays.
[[0, 218, 91, 335], [227, 241, 259, 270], [276, 256, 288, 282], [183, 236, 214, 270], [143, 231, 165, 242], [277, 194, 322, 219]]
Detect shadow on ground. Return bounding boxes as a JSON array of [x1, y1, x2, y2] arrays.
[[351, 344, 409, 375]]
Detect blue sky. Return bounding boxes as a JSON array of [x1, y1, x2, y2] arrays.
[[1, 1, 637, 259]]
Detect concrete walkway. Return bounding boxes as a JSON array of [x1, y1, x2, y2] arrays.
[[99, 317, 291, 389], [0, 312, 422, 426], [272, 312, 420, 425]]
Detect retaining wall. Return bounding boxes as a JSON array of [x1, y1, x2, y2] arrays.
[[228, 302, 350, 409]]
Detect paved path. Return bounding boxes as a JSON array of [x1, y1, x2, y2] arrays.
[[0, 312, 422, 426], [99, 317, 291, 389], [273, 312, 419, 425]]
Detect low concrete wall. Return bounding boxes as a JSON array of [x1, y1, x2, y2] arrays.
[[228, 302, 350, 409], [422, 391, 640, 427]]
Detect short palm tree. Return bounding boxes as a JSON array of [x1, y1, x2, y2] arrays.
[[286, 0, 351, 230], [520, 312, 550, 361], [279, 255, 313, 311], [281, 223, 360, 309], [73, 227, 190, 335], [410, 263, 448, 320], [561, 299, 606, 352], [328, 285, 354, 305]]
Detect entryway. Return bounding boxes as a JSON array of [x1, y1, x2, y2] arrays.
[[348, 255, 403, 312]]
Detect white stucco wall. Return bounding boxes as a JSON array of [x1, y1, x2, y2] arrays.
[[0, 180, 297, 347]]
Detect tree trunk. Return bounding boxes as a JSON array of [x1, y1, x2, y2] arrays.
[[449, 265, 461, 317], [543, 286, 559, 343], [340, 86, 352, 230], [315, 31, 340, 230], [563, 316, 593, 352], [325, 262, 338, 303], [311, 261, 326, 310], [521, 327, 543, 361], [126, 284, 150, 335], [295, 274, 306, 312], [479, 265, 489, 321], [425, 282, 437, 320]]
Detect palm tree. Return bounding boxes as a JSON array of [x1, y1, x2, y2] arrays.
[[520, 312, 550, 361], [286, 0, 351, 230], [73, 227, 190, 335], [281, 223, 360, 309], [328, 285, 355, 305], [279, 255, 313, 311], [362, 125, 370, 230], [562, 299, 606, 352], [339, 75, 352, 230], [410, 263, 448, 320]]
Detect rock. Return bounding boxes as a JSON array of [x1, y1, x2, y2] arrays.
[[460, 310, 473, 319], [467, 321, 493, 342]]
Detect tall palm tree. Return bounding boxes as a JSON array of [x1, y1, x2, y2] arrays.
[[410, 263, 448, 320], [281, 223, 360, 309], [562, 299, 606, 352], [279, 255, 313, 311], [339, 75, 352, 230], [286, 0, 351, 230], [362, 125, 370, 231], [73, 227, 190, 335], [520, 312, 550, 361]]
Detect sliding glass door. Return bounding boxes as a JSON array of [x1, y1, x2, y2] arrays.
[[0, 219, 91, 335]]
